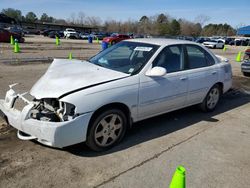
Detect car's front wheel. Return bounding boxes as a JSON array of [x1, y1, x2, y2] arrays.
[[86, 109, 127, 151], [200, 84, 221, 112]]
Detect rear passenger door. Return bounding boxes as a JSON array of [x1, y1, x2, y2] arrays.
[[184, 44, 218, 105]]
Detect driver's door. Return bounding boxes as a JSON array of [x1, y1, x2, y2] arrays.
[[138, 45, 188, 119]]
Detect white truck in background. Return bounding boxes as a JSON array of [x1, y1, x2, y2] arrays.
[[64, 28, 79, 39]]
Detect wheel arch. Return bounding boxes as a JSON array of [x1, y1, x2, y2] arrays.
[[88, 102, 132, 134], [216, 82, 224, 94]]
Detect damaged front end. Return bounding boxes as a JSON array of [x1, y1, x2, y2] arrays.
[[0, 84, 92, 148], [30, 98, 76, 122]]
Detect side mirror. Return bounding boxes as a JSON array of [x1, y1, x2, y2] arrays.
[[145, 66, 167, 77]]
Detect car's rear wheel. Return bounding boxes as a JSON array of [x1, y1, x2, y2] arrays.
[[86, 109, 127, 151], [111, 41, 116, 45], [200, 84, 221, 112]]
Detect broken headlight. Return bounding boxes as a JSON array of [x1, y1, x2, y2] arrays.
[[29, 98, 76, 122]]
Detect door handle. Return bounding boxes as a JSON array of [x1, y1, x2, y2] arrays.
[[180, 77, 188, 81], [212, 71, 217, 75]]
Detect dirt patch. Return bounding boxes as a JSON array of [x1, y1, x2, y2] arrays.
[[0, 124, 12, 135], [233, 76, 250, 91]]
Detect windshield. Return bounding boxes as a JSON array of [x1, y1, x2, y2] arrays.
[[89, 41, 159, 74]]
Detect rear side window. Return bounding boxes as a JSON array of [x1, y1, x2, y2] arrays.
[[205, 51, 215, 66], [185, 45, 207, 69]]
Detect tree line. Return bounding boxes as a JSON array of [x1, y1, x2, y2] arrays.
[[1, 8, 236, 36]]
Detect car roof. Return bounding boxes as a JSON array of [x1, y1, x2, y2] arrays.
[[124, 38, 197, 46]]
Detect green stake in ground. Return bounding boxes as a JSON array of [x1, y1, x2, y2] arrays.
[[236, 51, 242, 62], [96, 37, 99, 44], [169, 166, 186, 188], [68, 52, 73, 60], [56, 36, 60, 46], [14, 39, 20, 53], [223, 45, 227, 52], [10, 35, 14, 45]]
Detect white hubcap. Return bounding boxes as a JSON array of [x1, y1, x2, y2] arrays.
[[94, 114, 123, 147], [207, 88, 219, 109]]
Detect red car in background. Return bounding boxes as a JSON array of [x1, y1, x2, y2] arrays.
[[0, 28, 25, 43], [102, 33, 130, 45]]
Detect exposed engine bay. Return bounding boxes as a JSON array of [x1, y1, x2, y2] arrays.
[[29, 98, 76, 122]]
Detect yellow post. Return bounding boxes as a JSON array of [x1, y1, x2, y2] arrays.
[[96, 37, 99, 44], [223, 45, 227, 52], [169, 166, 186, 188], [10, 35, 14, 45], [14, 41, 20, 53], [68, 52, 73, 60], [236, 52, 242, 62], [56, 36, 60, 46]]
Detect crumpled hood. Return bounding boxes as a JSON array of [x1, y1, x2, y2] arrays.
[[30, 59, 129, 99]]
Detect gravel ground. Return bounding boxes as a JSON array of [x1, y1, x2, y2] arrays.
[[0, 36, 249, 188]]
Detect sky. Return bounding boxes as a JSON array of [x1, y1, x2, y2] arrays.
[[0, 0, 249, 27]]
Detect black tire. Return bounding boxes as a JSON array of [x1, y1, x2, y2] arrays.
[[213, 45, 216, 49], [86, 109, 127, 151], [221, 45, 224, 49], [243, 72, 250, 77], [200, 84, 221, 112], [111, 41, 116, 45]]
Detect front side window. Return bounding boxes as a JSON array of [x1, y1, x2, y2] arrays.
[[153, 45, 183, 73], [89, 41, 159, 74], [185, 45, 207, 69]]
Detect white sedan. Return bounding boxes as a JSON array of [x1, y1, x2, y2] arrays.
[[0, 39, 232, 151], [203, 40, 225, 49]]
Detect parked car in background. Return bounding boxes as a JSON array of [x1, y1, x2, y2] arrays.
[[0, 39, 232, 151], [94, 33, 106, 40], [80, 33, 106, 40], [64, 28, 79, 39], [235, 39, 244, 46], [225, 37, 235, 45], [25, 27, 40, 35], [79, 32, 90, 39], [203, 40, 224, 49], [195, 37, 210, 44], [241, 49, 250, 77], [102, 33, 130, 45], [0, 28, 24, 43], [177, 36, 195, 41], [48, 30, 64, 38], [6, 26, 24, 37], [133, 34, 144, 38], [242, 39, 250, 46], [229, 40, 236, 46], [42, 29, 56, 36], [229, 38, 250, 46]]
